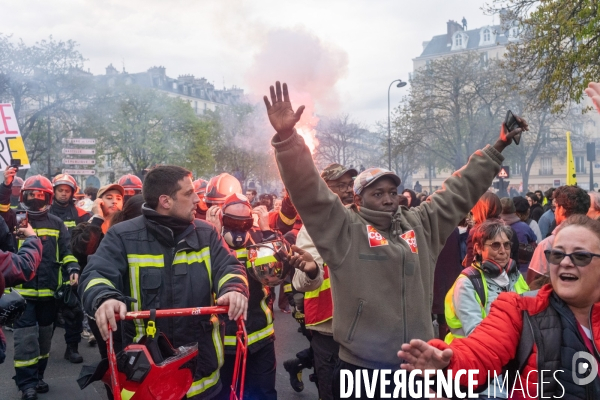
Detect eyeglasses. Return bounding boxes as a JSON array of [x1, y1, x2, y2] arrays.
[[484, 241, 511, 251], [327, 182, 354, 191], [222, 214, 254, 231], [544, 249, 600, 267]]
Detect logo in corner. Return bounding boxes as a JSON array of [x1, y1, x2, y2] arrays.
[[400, 230, 418, 254], [366, 225, 388, 247]]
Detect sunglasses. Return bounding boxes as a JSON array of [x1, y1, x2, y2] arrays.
[[544, 249, 600, 267], [222, 214, 254, 231], [484, 241, 511, 251]]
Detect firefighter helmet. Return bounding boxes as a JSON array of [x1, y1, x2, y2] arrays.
[[118, 174, 143, 190], [12, 176, 24, 187], [0, 288, 27, 326], [246, 239, 293, 287], [102, 332, 198, 400], [205, 174, 242, 206], [52, 173, 78, 194], [20, 175, 54, 216], [193, 179, 208, 212]]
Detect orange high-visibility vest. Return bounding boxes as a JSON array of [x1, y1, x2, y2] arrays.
[[304, 265, 333, 326]]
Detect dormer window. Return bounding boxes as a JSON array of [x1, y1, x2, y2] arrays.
[[479, 26, 496, 46], [451, 32, 468, 51]]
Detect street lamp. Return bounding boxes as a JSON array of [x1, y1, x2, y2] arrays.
[[388, 79, 407, 171]]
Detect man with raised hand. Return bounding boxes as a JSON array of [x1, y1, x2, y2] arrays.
[[263, 81, 524, 398]]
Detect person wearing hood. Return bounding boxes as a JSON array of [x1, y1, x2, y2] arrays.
[[211, 193, 278, 400], [513, 196, 543, 243], [263, 81, 525, 397], [499, 197, 537, 274]]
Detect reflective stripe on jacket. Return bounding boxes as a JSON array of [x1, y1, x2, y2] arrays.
[[80, 207, 248, 399], [223, 240, 274, 355], [444, 261, 529, 343], [15, 212, 79, 299], [304, 264, 333, 326]]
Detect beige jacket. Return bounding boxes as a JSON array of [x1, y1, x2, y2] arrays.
[[293, 225, 332, 334], [273, 130, 503, 369]]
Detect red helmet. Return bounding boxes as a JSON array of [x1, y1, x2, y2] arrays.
[[205, 174, 242, 206], [20, 175, 54, 215], [12, 177, 24, 187], [118, 174, 143, 190], [193, 179, 207, 195], [52, 173, 78, 194]]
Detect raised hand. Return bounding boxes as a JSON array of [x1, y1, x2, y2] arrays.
[[494, 116, 528, 153], [397, 339, 453, 372], [289, 244, 318, 279], [585, 82, 600, 114], [263, 81, 305, 140]]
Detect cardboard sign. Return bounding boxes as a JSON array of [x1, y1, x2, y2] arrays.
[[0, 104, 30, 169], [400, 230, 418, 254], [367, 225, 388, 247]]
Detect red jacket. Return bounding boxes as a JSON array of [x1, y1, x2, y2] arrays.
[[430, 284, 600, 398]]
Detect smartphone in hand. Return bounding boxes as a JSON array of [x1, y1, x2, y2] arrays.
[[505, 110, 523, 145], [15, 211, 28, 238]]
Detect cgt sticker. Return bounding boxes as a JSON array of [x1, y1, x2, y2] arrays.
[[367, 225, 388, 247], [400, 230, 418, 253]]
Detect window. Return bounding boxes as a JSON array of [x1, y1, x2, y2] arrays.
[[172, 82, 177, 90], [455, 35, 462, 46], [576, 156, 586, 173], [480, 52, 488, 65], [540, 157, 553, 175], [512, 161, 521, 176], [483, 29, 490, 42]]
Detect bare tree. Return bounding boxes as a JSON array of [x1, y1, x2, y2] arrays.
[[315, 115, 373, 169], [409, 52, 507, 171]]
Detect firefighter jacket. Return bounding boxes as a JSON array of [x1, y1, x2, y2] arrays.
[[273, 129, 504, 369], [49, 202, 91, 233], [14, 211, 80, 300], [79, 206, 249, 399], [0, 182, 18, 250], [223, 229, 275, 355], [0, 235, 42, 288]]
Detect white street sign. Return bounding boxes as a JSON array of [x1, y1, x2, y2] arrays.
[[63, 138, 96, 145], [62, 148, 96, 155], [62, 159, 96, 165], [63, 169, 96, 175]]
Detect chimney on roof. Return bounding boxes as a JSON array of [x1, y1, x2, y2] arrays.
[[447, 20, 464, 44], [106, 63, 118, 75]]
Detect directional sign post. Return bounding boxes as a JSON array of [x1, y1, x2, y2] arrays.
[[497, 166, 510, 179], [62, 159, 96, 165], [63, 138, 96, 145], [63, 169, 96, 175], [62, 149, 96, 155]]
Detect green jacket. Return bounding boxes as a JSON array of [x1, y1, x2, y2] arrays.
[[272, 130, 504, 369]]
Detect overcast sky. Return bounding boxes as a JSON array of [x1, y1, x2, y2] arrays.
[[2, 0, 497, 128]]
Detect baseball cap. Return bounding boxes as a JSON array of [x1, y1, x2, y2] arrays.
[[320, 163, 358, 182], [354, 168, 401, 195], [97, 184, 125, 199]]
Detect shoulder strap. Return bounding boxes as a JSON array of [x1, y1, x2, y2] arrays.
[[462, 266, 487, 309]]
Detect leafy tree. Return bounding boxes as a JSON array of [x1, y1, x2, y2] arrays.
[[485, 0, 600, 113], [83, 82, 213, 177], [0, 34, 90, 173]]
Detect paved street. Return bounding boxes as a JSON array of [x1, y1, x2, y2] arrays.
[[0, 303, 318, 400]]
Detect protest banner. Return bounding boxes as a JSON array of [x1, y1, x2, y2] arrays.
[[0, 104, 31, 169]]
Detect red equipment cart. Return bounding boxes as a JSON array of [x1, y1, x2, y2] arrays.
[[104, 306, 247, 400]]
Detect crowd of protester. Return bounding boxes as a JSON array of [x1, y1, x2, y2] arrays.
[[2, 81, 600, 400]]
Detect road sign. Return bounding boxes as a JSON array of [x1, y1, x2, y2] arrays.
[[62, 169, 95, 175], [62, 159, 96, 165], [497, 166, 510, 179], [62, 148, 96, 155], [62, 138, 96, 145]]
